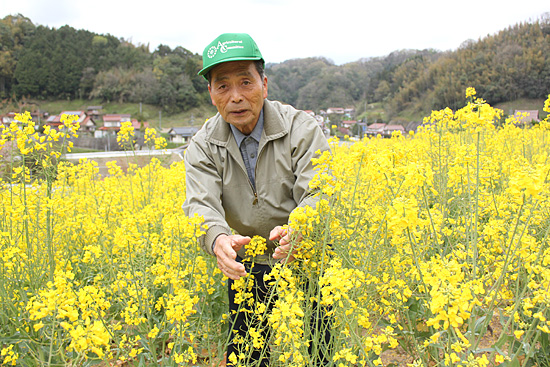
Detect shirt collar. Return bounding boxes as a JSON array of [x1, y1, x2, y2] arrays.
[[230, 109, 264, 146]]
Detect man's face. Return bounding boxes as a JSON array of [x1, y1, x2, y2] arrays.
[[208, 60, 268, 135]]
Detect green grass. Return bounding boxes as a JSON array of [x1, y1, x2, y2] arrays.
[[394, 109, 426, 123], [494, 98, 549, 118], [356, 102, 388, 123]]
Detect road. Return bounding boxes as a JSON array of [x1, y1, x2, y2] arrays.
[[63, 147, 185, 161]]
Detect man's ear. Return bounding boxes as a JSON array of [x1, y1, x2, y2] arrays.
[[263, 76, 268, 99]]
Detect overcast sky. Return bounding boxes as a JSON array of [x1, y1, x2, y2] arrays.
[[1, 0, 548, 65]]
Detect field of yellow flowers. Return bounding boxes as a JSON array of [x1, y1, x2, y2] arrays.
[[1, 89, 550, 367]]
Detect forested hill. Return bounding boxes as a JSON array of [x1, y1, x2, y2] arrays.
[[0, 14, 207, 113], [1, 13, 550, 119], [266, 14, 550, 119]]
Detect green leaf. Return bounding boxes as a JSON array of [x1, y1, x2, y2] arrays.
[[473, 315, 487, 334]]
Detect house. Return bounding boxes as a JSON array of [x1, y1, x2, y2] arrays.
[[344, 107, 355, 118], [30, 111, 47, 124], [131, 119, 149, 130], [513, 110, 540, 124], [1, 112, 18, 126], [326, 107, 345, 115], [45, 111, 96, 135], [168, 127, 200, 144], [382, 124, 406, 138], [87, 106, 103, 121], [45, 115, 57, 126], [1, 112, 44, 129], [103, 114, 131, 128], [95, 114, 131, 137], [365, 123, 386, 137]]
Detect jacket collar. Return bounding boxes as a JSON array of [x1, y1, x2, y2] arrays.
[[230, 109, 264, 146], [206, 99, 288, 147]]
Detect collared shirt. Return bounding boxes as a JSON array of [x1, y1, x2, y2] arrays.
[[212, 110, 263, 252], [229, 109, 264, 190]]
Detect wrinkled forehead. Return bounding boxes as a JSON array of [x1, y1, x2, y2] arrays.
[[210, 60, 258, 82]]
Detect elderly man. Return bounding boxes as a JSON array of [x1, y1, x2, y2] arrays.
[[183, 33, 330, 366]]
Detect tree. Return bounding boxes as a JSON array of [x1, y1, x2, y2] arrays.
[[0, 14, 35, 97]]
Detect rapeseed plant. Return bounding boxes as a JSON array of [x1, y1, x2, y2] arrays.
[[1, 91, 550, 366]]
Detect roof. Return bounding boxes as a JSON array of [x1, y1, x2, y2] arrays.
[[47, 111, 94, 126], [50, 111, 85, 123], [385, 124, 405, 131], [366, 123, 386, 131], [169, 127, 200, 136], [61, 110, 84, 116], [103, 114, 131, 122]]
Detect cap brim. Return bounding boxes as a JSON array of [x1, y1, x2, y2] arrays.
[[198, 56, 264, 78]]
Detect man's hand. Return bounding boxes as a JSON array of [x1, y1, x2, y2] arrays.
[[270, 226, 301, 263], [214, 234, 249, 280]]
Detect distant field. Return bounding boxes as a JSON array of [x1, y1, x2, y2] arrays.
[[4, 99, 218, 129], [494, 97, 548, 116], [4, 97, 548, 129]]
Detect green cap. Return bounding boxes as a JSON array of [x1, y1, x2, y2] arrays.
[[198, 33, 264, 80]]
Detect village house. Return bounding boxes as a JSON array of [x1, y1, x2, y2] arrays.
[[326, 107, 345, 115], [365, 122, 386, 137], [45, 110, 96, 135], [1, 112, 22, 127], [1, 112, 45, 129], [513, 110, 540, 125], [131, 119, 149, 131], [86, 106, 103, 121], [382, 124, 406, 138], [326, 107, 355, 119], [168, 127, 200, 144], [344, 107, 355, 118], [95, 113, 130, 137], [1, 112, 21, 126], [364, 122, 406, 138]]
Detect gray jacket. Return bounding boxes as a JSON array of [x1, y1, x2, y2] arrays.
[[183, 99, 330, 264]]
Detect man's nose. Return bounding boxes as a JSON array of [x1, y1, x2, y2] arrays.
[[230, 87, 244, 103]]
